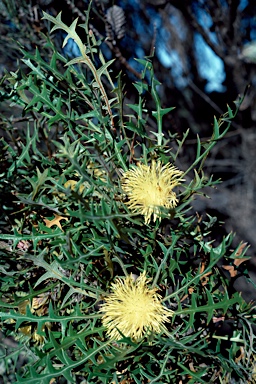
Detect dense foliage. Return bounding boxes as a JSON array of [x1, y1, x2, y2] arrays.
[[0, 3, 256, 384]]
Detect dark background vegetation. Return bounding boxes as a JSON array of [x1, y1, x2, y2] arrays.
[[0, 0, 255, 253]]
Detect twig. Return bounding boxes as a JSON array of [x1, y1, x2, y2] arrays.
[[66, 0, 143, 80]]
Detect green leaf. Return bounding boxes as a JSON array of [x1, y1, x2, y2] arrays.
[[213, 116, 220, 139], [26, 252, 100, 299]]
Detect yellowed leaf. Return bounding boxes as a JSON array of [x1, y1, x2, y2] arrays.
[[222, 265, 237, 277], [232, 242, 250, 266], [212, 316, 225, 323], [233, 257, 249, 267], [43, 214, 68, 230], [64, 179, 85, 194], [32, 293, 49, 310], [235, 242, 247, 257]]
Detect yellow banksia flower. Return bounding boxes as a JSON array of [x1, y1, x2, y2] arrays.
[[121, 160, 184, 224], [101, 272, 174, 341]]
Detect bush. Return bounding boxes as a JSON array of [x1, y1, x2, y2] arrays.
[[0, 8, 255, 384]]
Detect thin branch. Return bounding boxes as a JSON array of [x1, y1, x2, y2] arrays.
[[66, 0, 143, 80]]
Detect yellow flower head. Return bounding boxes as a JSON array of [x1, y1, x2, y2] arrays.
[[121, 160, 184, 224], [100, 272, 174, 341]]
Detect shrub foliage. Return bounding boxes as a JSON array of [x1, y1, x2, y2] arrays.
[[0, 8, 256, 384]]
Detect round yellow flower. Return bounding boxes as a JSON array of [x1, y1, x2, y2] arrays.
[[100, 272, 174, 341], [121, 160, 184, 224]]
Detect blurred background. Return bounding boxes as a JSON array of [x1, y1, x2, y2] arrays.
[[0, 0, 256, 255]]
